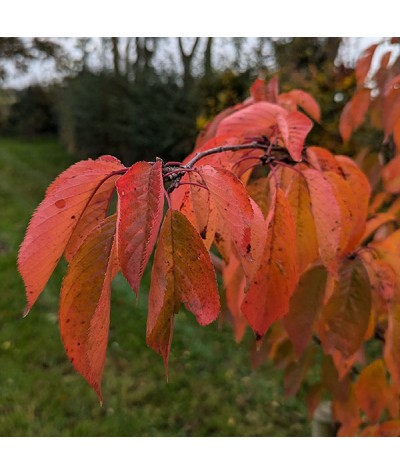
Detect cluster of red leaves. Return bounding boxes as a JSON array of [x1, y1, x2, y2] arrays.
[[17, 42, 400, 435]]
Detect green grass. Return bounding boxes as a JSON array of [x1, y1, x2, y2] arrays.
[[0, 137, 311, 436]]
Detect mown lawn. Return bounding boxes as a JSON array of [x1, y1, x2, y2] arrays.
[[0, 138, 312, 436]]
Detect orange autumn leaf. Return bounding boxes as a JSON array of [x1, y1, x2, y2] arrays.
[[197, 165, 254, 262], [376, 420, 400, 436], [59, 214, 117, 401], [335, 155, 371, 251], [362, 213, 396, 243], [382, 155, 400, 193], [339, 88, 371, 142], [354, 359, 388, 424], [302, 168, 342, 275], [147, 210, 220, 369], [222, 254, 247, 343], [241, 187, 299, 337], [306, 146, 343, 175], [385, 305, 400, 392], [284, 347, 315, 398], [333, 381, 361, 436], [323, 170, 354, 257], [284, 266, 328, 358], [283, 167, 319, 273], [319, 257, 371, 361], [361, 253, 397, 314]]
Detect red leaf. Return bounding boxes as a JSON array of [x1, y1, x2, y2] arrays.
[[339, 88, 371, 142], [276, 111, 313, 162], [147, 210, 220, 369], [318, 257, 371, 361], [303, 168, 342, 275], [355, 44, 378, 86], [222, 254, 247, 342], [266, 76, 280, 103], [59, 214, 117, 401], [116, 161, 164, 295], [306, 146, 343, 175], [284, 266, 328, 358], [195, 107, 248, 148], [354, 359, 388, 424], [18, 157, 124, 314], [172, 171, 218, 251], [239, 197, 267, 281], [250, 77, 279, 103], [216, 102, 283, 140], [197, 165, 254, 262], [65, 156, 122, 261], [286, 89, 321, 123], [241, 187, 299, 336], [250, 78, 269, 102]]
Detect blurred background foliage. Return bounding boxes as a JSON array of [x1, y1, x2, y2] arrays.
[[0, 37, 384, 436], [0, 37, 361, 164]]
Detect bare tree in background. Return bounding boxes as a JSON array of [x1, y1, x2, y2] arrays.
[[178, 37, 201, 89]]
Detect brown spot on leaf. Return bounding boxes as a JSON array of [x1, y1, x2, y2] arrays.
[[200, 226, 207, 240], [55, 199, 66, 209]]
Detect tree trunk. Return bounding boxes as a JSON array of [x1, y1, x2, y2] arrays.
[[111, 37, 120, 76], [203, 37, 213, 80], [178, 37, 200, 89]]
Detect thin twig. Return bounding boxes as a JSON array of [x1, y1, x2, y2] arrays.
[[163, 169, 187, 179], [177, 181, 209, 191], [164, 161, 184, 167], [185, 142, 270, 169], [232, 155, 264, 170]]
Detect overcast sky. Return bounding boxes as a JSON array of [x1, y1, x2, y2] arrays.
[[2, 37, 394, 90]]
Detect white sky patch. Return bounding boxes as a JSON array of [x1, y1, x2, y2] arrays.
[[2, 37, 396, 90]]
